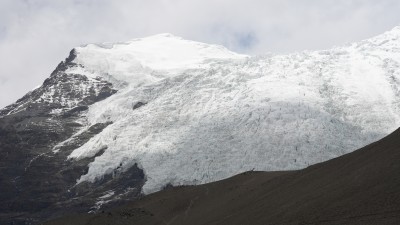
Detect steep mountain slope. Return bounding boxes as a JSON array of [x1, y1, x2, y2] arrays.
[[0, 50, 137, 224], [1, 27, 400, 224], [0, 35, 247, 224], [44, 127, 400, 225]]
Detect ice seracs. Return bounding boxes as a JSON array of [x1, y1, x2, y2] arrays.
[[64, 27, 400, 194]]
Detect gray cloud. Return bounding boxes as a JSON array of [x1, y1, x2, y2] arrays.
[[1, 0, 400, 108]]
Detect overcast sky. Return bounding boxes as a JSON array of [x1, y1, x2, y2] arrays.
[[1, 0, 400, 108]]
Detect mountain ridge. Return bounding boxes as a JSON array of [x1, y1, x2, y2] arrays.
[[1, 26, 400, 224]]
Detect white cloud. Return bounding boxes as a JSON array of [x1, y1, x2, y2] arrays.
[[0, 0, 400, 108]]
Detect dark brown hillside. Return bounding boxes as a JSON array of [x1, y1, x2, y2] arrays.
[[44, 128, 400, 225]]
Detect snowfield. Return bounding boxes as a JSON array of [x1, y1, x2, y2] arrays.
[[62, 27, 400, 194]]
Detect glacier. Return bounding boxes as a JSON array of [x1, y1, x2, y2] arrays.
[[57, 28, 400, 194]]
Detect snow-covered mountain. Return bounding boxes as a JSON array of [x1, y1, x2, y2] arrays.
[[60, 28, 400, 193], [1, 26, 400, 223]]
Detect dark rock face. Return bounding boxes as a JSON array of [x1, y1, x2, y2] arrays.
[[132, 101, 146, 110], [0, 50, 145, 225]]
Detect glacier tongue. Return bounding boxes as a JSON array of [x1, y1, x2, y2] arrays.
[[67, 27, 400, 194]]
